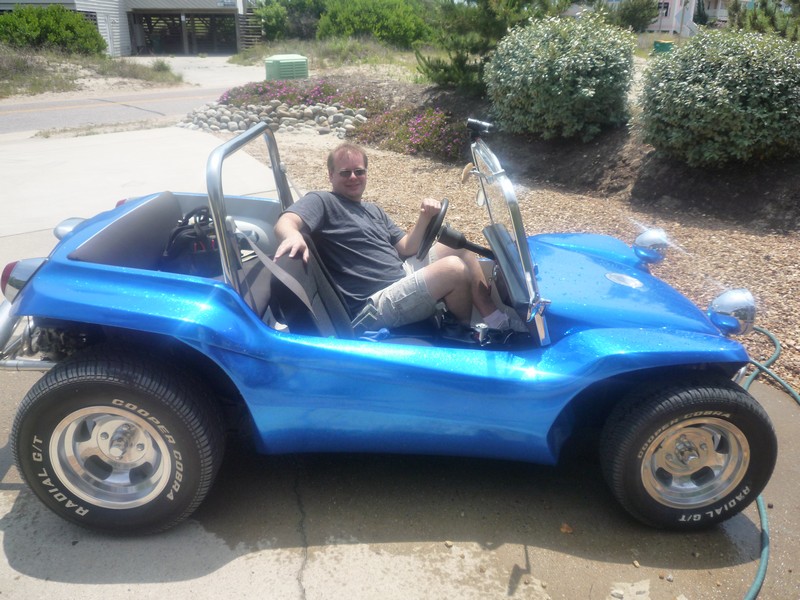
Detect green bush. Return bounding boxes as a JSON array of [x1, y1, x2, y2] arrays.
[[640, 30, 800, 167], [611, 0, 659, 32], [0, 5, 106, 55], [316, 0, 429, 48], [484, 15, 635, 141], [728, 0, 800, 42], [253, 0, 289, 41]]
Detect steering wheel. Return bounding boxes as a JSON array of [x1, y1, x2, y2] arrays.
[[416, 198, 449, 261]]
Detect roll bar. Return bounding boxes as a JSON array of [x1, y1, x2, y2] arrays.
[[205, 122, 293, 293]]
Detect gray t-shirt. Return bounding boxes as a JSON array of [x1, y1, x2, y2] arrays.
[[286, 191, 407, 314]]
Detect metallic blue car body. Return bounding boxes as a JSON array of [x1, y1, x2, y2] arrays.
[[7, 193, 748, 467]]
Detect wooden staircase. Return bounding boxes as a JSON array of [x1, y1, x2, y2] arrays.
[[239, 3, 262, 50]]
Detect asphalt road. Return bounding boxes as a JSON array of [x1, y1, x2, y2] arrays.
[[0, 86, 231, 134], [0, 55, 266, 134], [1, 56, 799, 600]]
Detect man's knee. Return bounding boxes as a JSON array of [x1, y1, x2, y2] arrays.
[[435, 255, 470, 284]]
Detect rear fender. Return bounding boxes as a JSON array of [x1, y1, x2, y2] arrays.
[[12, 260, 268, 356]]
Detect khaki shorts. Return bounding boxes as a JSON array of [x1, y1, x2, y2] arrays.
[[353, 249, 439, 330]]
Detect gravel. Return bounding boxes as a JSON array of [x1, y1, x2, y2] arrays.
[[240, 128, 800, 397]]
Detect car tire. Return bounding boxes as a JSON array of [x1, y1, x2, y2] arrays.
[[11, 346, 224, 534], [600, 377, 777, 530]]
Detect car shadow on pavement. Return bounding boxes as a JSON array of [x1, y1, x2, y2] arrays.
[[0, 439, 762, 585]]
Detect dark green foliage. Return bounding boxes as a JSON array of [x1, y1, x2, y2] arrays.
[[484, 15, 635, 141], [316, 0, 429, 48], [727, 0, 800, 42], [694, 0, 709, 26], [253, 1, 289, 41], [612, 0, 660, 32], [415, 0, 570, 92], [415, 0, 505, 92], [253, 0, 325, 41], [640, 30, 800, 167], [0, 5, 106, 54]]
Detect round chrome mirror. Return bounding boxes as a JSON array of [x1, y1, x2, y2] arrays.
[[633, 228, 669, 264], [708, 288, 756, 336]]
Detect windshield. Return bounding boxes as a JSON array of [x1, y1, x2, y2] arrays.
[[471, 138, 540, 322]]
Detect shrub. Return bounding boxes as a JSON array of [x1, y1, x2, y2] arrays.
[[728, 0, 800, 42], [484, 15, 635, 141], [0, 5, 106, 55], [639, 30, 800, 167], [354, 106, 465, 160], [316, 0, 429, 48], [253, 0, 289, 41], [611, 0, 660, 32]]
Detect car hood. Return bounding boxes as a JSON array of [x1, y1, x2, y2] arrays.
[[531, 233, 720, 339]]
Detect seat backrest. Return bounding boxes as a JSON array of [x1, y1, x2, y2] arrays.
[[272, 240, 354, 339]]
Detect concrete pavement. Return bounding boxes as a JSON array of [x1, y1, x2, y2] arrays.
[[0, 127, 277, 266], [1, 375, 798, 600]]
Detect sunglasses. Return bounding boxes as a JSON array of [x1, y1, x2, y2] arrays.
[[337, 168, 367, 178]]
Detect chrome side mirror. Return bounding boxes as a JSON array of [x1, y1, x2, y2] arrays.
[[633, 228, 669, 264], [708, 289, 756, 336]]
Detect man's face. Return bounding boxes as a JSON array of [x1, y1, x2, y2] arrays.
[[329, 150, 367, 202]]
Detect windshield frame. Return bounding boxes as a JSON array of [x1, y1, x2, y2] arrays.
[[471, 137, 549, 344]]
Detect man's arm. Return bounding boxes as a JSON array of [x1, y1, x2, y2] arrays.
[[274, 212, 310, 262], [394, 198, 440, 258]]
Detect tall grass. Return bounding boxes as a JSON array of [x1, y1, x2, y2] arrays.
[[0, 43, 182, 99], [229, 37, 423, 75]]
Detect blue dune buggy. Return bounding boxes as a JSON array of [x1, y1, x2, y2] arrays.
[[0, 120, 777, 534]]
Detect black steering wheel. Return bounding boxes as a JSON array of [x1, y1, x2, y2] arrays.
[[416, 198, 449, 261]]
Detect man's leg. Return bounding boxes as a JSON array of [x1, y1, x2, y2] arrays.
[[418, 255, 473, 324], [432, 243, 497, 319]]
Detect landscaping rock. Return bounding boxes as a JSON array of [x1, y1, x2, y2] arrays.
[[178, 100, 367, 140]]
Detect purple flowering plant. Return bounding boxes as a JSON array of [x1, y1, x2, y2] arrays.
[[218, 79, 463, 161], [219, 79, 340, 106], [355, 107, 465, 161]]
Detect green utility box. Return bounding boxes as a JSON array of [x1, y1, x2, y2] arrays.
[[265, 54, 308, 80], [653, 40, 674, 54]]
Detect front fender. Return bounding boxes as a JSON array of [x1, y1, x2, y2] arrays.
[[541, 326, 749, 459], [541, 326, 749, 378]]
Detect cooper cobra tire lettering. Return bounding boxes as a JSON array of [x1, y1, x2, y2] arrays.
[[111, 399, 176, 444]]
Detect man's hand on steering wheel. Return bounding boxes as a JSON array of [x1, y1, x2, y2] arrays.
[[416, 198, 449, 260]]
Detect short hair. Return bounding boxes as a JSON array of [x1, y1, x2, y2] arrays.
[[327, 143, 368, 174]]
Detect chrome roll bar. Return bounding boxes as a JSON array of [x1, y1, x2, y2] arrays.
[[205, 122, 294, 294]]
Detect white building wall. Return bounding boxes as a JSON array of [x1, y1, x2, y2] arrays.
[[124, 0, 238, 10], [75, 0, 130, 56]]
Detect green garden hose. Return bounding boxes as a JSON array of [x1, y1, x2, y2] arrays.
[[741, 326, 800, 599]]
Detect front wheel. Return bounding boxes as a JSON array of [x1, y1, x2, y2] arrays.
[[600, 378, 777, 530], [11, 347, 224, 534]]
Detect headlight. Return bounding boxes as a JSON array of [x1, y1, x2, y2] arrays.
[[708, 289, 756, 336]]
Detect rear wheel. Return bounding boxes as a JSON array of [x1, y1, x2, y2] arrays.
[[600, 378, 777, 530], [11, 346, 224, 534]]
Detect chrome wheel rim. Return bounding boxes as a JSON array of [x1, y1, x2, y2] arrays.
[[50, 406, 171, 509], [641, 417, 749, 509]]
